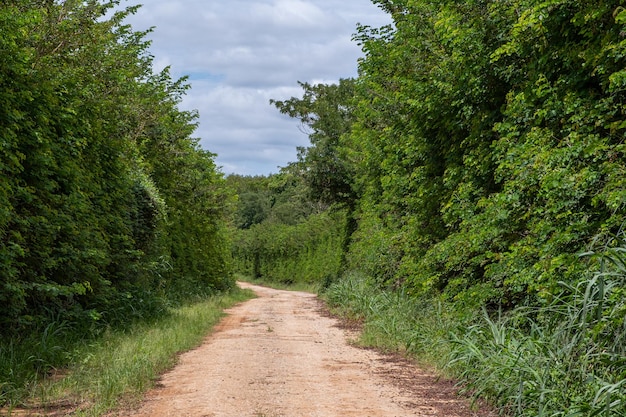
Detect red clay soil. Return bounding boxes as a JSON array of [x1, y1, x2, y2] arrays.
[[108, 282, 494, 417]]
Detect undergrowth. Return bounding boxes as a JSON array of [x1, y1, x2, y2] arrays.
[[0, 286, 173, 407], [448, 246, 626, 416]]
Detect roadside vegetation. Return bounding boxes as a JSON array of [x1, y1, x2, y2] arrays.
[[232, 1, 626, 415], [324, 250, 626, 416], [447, 246, 626, 416], [1, 0, 236, 411]]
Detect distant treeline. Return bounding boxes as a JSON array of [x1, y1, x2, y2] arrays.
[[228, 173, 343, 285]]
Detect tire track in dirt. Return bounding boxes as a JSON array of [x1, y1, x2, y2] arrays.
[[117, 282, 492, 417]]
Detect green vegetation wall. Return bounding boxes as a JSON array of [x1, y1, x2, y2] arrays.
[[0, 0, 233, 336], [232, 212, 343, 285], [228, 173, 343, 285], [342, 0, 626, 307]]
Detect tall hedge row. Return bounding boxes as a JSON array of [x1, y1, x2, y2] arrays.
[[0, 0, 233, 336]]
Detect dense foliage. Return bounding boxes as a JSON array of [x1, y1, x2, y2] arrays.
[[0, 0, 233, 400], [346, 0, 626, 308]]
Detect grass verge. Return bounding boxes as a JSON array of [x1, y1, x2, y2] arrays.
[[2, 288, 254, 417], [323, 272, 459, 369]]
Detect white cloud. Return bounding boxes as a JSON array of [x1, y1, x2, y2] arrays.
[[120, 0, 391, 175], [252, 0, 331, 28]]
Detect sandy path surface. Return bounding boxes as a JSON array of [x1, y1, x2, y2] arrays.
[[121, 282, 490, 417]]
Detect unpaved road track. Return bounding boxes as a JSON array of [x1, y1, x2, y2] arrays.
[[120, 283, 490, 417]]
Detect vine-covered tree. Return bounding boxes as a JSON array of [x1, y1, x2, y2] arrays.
[[271, 79, 357, 208]]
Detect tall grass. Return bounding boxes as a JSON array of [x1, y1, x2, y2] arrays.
[[1, 289, 253, 416], [0, 317, 80, 407], [449, 246, 626, 416], [0, 286, 175, 408], [324, 272, 457, 366]]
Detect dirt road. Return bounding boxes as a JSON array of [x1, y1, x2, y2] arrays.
[[122, 283, 489, 417]]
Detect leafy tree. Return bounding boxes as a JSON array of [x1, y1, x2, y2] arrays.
[[271, 79, 360, 271], [271, 79, 357, 208]]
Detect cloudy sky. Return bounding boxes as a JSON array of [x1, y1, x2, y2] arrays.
[[119, 0, 391, 176]]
